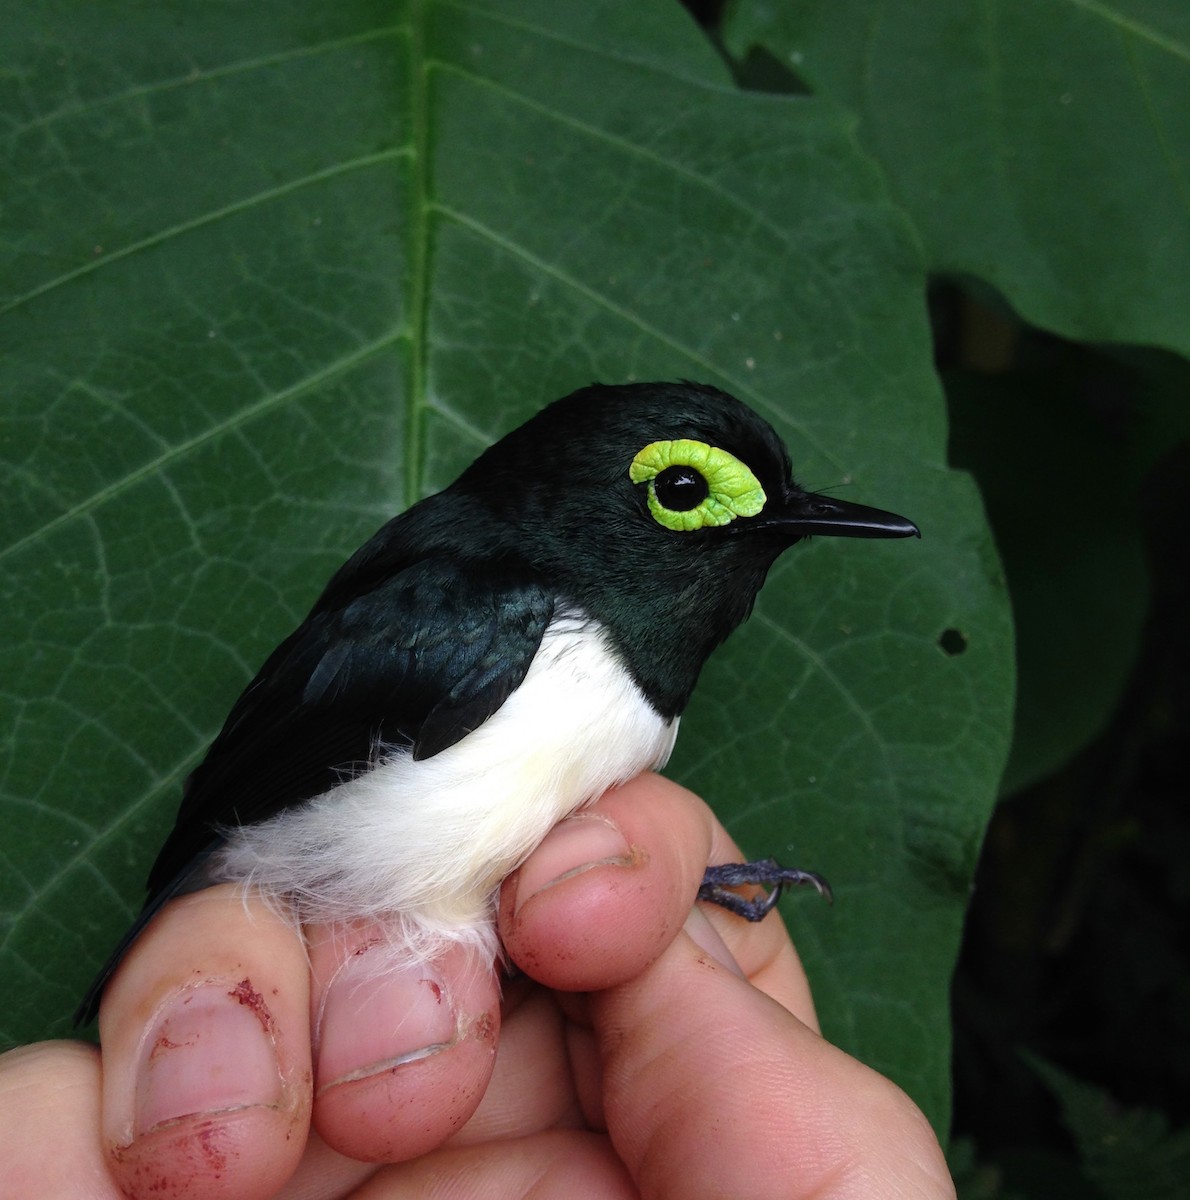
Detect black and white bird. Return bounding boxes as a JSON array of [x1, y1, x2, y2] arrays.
[[77, 381, 918, 1024]]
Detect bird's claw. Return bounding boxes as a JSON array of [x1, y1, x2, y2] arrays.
[[697, 858, 833, 922]]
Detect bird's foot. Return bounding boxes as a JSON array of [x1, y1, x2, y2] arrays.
[[697, 858, 833, 921]]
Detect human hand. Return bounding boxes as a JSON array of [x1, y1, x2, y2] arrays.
[[0, 774, 955, 1199]]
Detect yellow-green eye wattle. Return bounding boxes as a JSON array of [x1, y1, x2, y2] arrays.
[[629, 439, 767, 531]]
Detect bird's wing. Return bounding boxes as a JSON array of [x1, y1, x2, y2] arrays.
[[74, 558, 553, 1026], [145, 556, 555, 895]]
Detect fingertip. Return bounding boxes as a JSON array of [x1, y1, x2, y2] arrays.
[[308, 936, 500, 1163], [499, 774, 713, 992], [98, 886, 312, 1200], [313, 1033, 498, 1163], [109, 1104, 308, 1200]]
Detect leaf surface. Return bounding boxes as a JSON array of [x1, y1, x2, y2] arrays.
[[725, 0, 1190, 353], [0, 0, 1012, 1132]]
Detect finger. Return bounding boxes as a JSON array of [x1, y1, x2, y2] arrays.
[[0, 1041, 124, 1198], [271, 1129, 377, 1200], [593, 918, 955, 1200], [500, 771, 818, 1024], [700, 814, 820, 1032], [99, 884, 312, 1200], [350, 1131, 635, 1200], [448, 980, 583, 1145], [498, 773, 713, 992], [306, 926, 500, 1163]]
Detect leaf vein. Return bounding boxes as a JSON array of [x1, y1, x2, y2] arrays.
[[6, 25, 407, 137], [1062, 0, 1190, 63], [435, 203, 839, 470], [0, 150, 409, 319], [0, 332, 404, 565]]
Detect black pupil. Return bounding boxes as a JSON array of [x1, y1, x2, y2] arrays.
[[654, 465, 709, 511]]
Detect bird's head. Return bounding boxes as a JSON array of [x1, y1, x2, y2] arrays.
[[451, 381, 919, 716]]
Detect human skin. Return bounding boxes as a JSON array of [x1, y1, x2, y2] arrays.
[[0, 774, 956, 1199]]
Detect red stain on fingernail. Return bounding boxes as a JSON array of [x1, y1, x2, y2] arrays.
[[148, 1034, 189, 1060], [111, 1119, 232, 1197], [228, 977, 274, 1035], [197, 1120, 229, 1176]]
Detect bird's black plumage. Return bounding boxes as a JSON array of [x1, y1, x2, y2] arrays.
[[150, 561, 556, 893], [76, 381, 917, 1025]]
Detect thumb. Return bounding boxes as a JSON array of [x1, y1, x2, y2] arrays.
[[591, 907, 955, 1200]]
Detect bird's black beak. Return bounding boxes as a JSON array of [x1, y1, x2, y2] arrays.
[[763, 489, 921, 540]]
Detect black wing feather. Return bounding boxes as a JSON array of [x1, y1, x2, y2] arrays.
[[152, 557, 554, 889], [76, 553, 553, 1025]]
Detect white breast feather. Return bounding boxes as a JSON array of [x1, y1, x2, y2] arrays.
[[209, 611, 677, 967]]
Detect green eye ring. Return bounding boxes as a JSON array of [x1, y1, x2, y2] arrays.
[[629, 439, 767, 531]]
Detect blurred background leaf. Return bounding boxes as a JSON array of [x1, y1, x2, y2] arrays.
[[0, 0, 1011, 1138], [724, 0, 1190, 787], [1021, 1055, 1190, 1200], [946, 338, 1190, 794], [721, 0, 1190, 1189], [723, 0, 1190, 353]]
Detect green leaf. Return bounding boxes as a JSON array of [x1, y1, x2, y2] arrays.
[[947, 344, 1190, 793], [1028, 1056, 1190, 1200], [949, 1136, 1037, 1200], [0, 0, 1012, 1134], [723, 0, 1190, 354]]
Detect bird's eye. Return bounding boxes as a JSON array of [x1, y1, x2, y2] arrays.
[[653, 465, 709, 511], [629, 440, 766, 531]]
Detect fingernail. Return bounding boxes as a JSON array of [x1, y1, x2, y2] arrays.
[[514, 814, 634, 912], [684, 907, 746, 978], [316, 952, 457, 1092], [134, 981, 283, 1137]]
